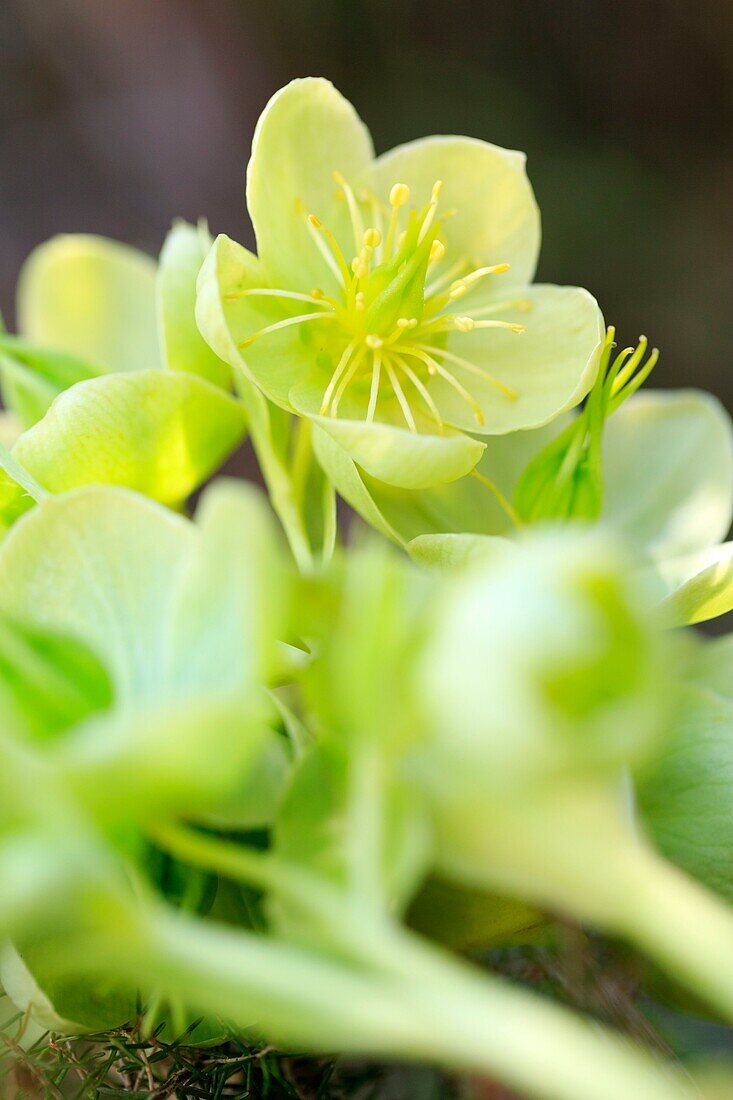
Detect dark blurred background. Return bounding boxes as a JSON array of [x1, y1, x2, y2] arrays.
[[1, 0, 731, 403]]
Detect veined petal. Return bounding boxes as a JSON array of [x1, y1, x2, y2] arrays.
[[292, 383, 484, 489], [428, 284, 604, 434], [247, 78, 374, 293], [369, 136, 540, 285], [602, 390, 733, 560], [17, 235, 161, 373], [312, 417, 563, 541], [196, 234, 314, 411]]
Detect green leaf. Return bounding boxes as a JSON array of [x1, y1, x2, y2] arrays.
[[0, 615, 113, 742], [0, 336, 102, 429], [157, 220, 230, 387], [13, 370, 245, 506], [17, 234, 161, 373], [639, 665, 733, 904], [0, 487, 193, 701]]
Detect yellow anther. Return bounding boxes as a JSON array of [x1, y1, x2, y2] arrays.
[[396, 317, 418, 330], [430, 239, 446, 263], [308, 214, 322, 228], [355, 292, 366, 312], [311, 288, 325, 299], [365, 334, 384, 349], [448, 281, 468, 300], [454, 316, 476, 333], [363, 228, 382, 248], [390, 183, 410, 207], [430, 180, 443, 202]]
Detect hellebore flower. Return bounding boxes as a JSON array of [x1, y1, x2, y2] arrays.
[[197, 78, 605, 490]]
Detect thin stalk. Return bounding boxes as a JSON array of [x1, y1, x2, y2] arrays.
[[92, 900, 694, 1100], [470, 469, 523, 528], [143, 826, 694, 1100]]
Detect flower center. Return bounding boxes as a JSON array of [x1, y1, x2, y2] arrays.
[[230, 175, 530, 431]]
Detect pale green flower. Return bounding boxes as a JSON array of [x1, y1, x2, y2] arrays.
[[0, 226, 243, 522], [197, 77, 605, 490]]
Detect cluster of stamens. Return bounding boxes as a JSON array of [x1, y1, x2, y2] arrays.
[[226, 174, 530, 432]]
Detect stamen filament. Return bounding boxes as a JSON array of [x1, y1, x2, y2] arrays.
[[320, 340, 357, 415], [225, 288, 330, 306], [307, 214, 352, 285], [333, 171, 365, 251], [413, 344, 518, 400], [239, 312, 336, 348], [366, 352, 382, 423], [401, 348, 485, 425], [469, 299, 533, 319], [384, 356, 417, 432], [392, 354, 444, 431], [331, 348, 367, 416], [449, 263, 510, 298], [417, 180, 443, 244], [384, 183, 410, 260], [425, 258, 470, 298]]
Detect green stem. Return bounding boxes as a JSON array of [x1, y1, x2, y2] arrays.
[[618, 843, 733, 1021], [143, 825, 693, 1100], [98, 898, 693, 1100]]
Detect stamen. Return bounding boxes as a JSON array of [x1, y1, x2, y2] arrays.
[[365, 334, 383, 349], [449, 264, 510, 300], [384, 357, 417, 432], [454, 316, 475, 333], [355, 291, 366, 313], [225, 288, 329, 306], [333, 171, 365, 251], [307, 214, 351, 285], [366, 351, 382, 423], [331, 347, 367, 416], [417, 180, 443, 244], [384, 183, 410, 259], [469, 298, 533, 318], [320, 340, 357, 415], [425, 258, 470, 297], [429, 239, 446, 264], [401, 348, 485, 425], [361, 190, 385, 261], [392, 354, 445, 431], [239, 311, 336, 349], [413, 344, 518, 400], [363, 228, 382, 248]]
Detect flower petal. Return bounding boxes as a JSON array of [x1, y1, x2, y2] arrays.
[[17, 235, 161, 373], [429, 284, 604, 434], [602, 390, 733, 560], [369, 136, 540, 284], [13, 371, 245, 507], [247, 78, 374, 292], [196, 234, 314, 410], [292, 383, 484, 490], [312, 417, 563, 541], [157, 220, 230, 388], [656, 543, 733, 626]]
